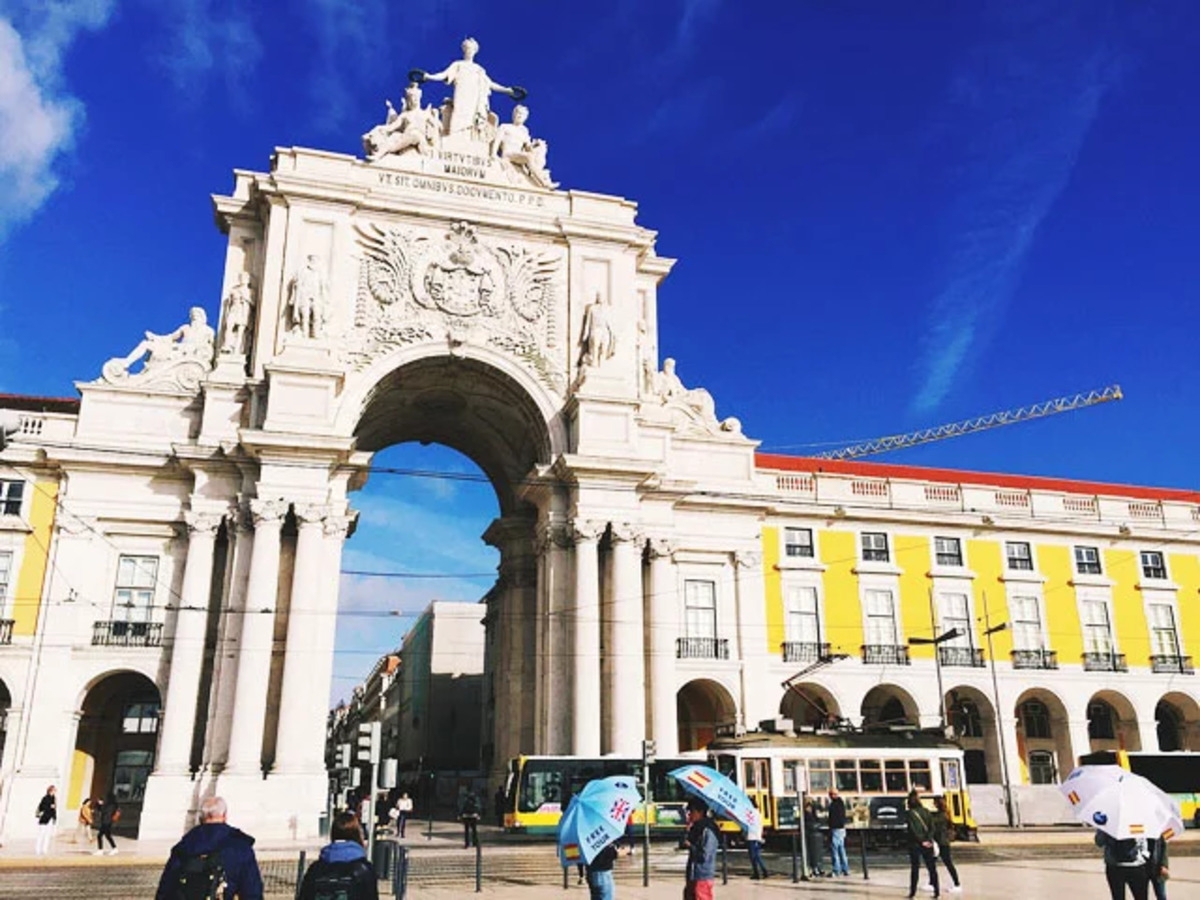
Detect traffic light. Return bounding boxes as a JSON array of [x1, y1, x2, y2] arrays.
[[357, 721, 381, 765], [642, 739, 656, 765], [336, 743, 351, 769]]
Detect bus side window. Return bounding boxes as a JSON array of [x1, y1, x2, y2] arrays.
[[885, 760, 908, 792], [783, 760, 803, 793]]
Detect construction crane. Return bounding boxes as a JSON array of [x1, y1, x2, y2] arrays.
[[812, 384, 1123, 461]]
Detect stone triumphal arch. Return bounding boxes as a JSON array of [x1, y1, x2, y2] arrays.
[[0, 41, 764, 839]]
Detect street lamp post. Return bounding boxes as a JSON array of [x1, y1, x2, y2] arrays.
[[908, 625, 962, 732], [982, 590, 1015, 827]]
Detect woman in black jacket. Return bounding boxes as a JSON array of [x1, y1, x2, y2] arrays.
[[93, 793, 119, 855], [298, 812, 379, 900]]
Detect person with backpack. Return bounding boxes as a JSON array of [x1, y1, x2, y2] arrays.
[[1095, 830, 1151, 900], [459, 789, 481, 848], [906, 790, 939, 900], [94, 792, 119, 856], [155, 795, 264, 900], [297, 811, 378, 900]]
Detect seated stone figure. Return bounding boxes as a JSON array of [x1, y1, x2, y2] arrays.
[[363, 83, 440, 161], [645, 357, 742, 434], [102, 307, 215, 384], [495, 105, 557, 189]]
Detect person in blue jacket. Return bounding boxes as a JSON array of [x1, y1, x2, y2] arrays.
[[298, 811, 379, 900], [155, 796, 264, 900]]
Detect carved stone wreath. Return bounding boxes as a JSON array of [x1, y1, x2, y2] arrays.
[[347, 221, 565, 394]]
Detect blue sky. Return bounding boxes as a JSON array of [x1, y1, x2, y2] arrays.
[[1, 1, 1198, 700]]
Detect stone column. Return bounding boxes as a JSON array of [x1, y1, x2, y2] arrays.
[[309, 513, 354, 754], [571, 520, 604, 756], [223, 498, 287, 775], [540, 523, 571, 754], [272, 503, 329, 774], [203, 508, 253, 771], [154, 511, 223, 775], [607, 523, 646, 756], [1135, 718, 1159, 753], [647, 538, 679, 757]]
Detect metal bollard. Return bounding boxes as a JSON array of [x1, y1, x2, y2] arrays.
[[294, 850, 306, 900], [393, 845, 409, 899], [475, 840, 482, 892], [859, 829, 869, 880], [720, 833, 728, 885], [791, 830, 799, 883], [563, 865, 569, 890]]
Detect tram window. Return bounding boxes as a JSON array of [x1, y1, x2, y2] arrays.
[[860, 759, 883, 792], [809, 759, 833, 793], [716, 755, 737, 780], [909, 760, 932, 791], [885, 760, 908, 792], [835, 760, 858, 792], [743, 761, 758, 789], [782, 760, 802, 793]]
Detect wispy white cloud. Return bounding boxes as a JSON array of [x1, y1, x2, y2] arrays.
[[911, 3, 1122, 413], [147, 0, 261, 98], [0, 1, 114, 235]]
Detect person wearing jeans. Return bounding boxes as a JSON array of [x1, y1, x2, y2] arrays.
[[585, 841, 629, 900], [827, 787, 850, 876], [746, 815, 769, 879]]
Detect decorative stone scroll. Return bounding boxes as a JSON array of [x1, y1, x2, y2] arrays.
[[98, 307, 215, 392], [349, 221, 565, 392], [642, 356, 742, 436]]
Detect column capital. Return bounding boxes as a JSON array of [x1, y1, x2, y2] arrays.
[[533, 522, 571, 555], [609, 522, 644, 545], [735, 550, 762, 570], [647, 537, 677, 560], [569, 519, 606, 543], [249, 497, 287, 527], [294, 502, 331, 527], [183, 510, 224, 536], [227, 505, 254, 536], [323, 510, 358, 538]]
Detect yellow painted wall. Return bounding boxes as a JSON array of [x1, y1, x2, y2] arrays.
[[763, 527, 784, 656], [896, 534, 934, 658], [1168, 552, 1200, 659], [967, 540, 1010, 657], [1105, 549, 1150, 669], [820, 530, 863, 657], [67, 748, 93, 810], [1038, 544, 1083, 663], [13, 478, 57, 637]]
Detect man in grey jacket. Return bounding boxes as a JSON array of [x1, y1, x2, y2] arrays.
[[684, 798, 718, 900]]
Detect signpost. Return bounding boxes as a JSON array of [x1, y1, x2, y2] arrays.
[[641, 739, 655, 887]]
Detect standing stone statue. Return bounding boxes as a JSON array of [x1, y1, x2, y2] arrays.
[[495, 105, 557, 189], [579, 293, 615, 367], [219, 272, 255, 356], [415, 37, 524, 139], [288, 254, 328, 339]]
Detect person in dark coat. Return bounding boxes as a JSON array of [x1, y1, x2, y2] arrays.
[[827, 788, 849, 876], [931, 796, 961, 891], [297, 811, 378, 900], [906, 790, 939, 900], [94, 792, 119, 855], [35, 785, 57, 856], [803, 798, 825, 877], [155, 796, 264, 900], [1147, 836, 1169, 900], [1095, 831, 1151, 900]]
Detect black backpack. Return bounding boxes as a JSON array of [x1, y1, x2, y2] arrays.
[[176, 849, 227, 900], [310, 860, 369, 900]]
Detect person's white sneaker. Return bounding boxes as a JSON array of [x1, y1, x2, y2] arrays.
[[93, 849, 104, 856], [107, 848, 118, 855], [951, 886, 962, 893]]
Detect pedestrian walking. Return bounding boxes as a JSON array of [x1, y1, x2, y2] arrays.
[[459, 789, 481, 848], [155, 795, 264, 900], [585, 840, 630, 900], [827, 787, 850, 876], [1095, 830, 1151, 900], [745, 814, 769, 879], [297, 811, 379, 900], [75, 797, 95, 845], [493, 785, 506, 828], [94, 792, 119, 856], [906, 790, 939, 900], [393, 792, 413, 838], [803, 797, 825, 877], [683, 798, 718, 900], [1147, 836, 1169, 900], [35, 785, 57, 856], [930, 796, 961, 892]]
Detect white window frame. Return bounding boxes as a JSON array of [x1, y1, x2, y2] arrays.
[[1078, 590, 1116, 655], [1008, 592, 1047, 652], [784, 527, 815, 559], [0, 549, 12, 616], [933, 537, 964, 568], [112, 555, 159, 624], [862, 587, 900, 648], [861, 532, 890, 564], [1074, 545, 1103, 576], [1147, 601, 1182, 659], [0, 480, 24, 517], [1005, 541, 1035, 572], [783, 583, 822, 645], [683, 578, 718, 640], [937, 591, 975, 649], [1139, 550, 1168, 582]]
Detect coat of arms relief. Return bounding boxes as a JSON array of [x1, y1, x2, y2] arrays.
[[347, 221, 565, 393]]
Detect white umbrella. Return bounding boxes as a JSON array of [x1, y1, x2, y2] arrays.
[[1059, 765, 1183, 840]]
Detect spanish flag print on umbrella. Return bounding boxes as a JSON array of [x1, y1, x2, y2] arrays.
[[668, 764, 760, 831], [1058, 765, 1183, 841], [556, 776, 642, 867]]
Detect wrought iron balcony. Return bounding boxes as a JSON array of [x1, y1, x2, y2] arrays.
[[0, 618, 13, 645], [1150, 655, 1194, 675], [676, 637, 729, 660], [861, 644, 911, 665], [92, 620, 164, 648], [1083, 651, 1128, 673], [1011, 648, 1058, 670], [782, 641, 830, 664], [938, 646, 985, 668]]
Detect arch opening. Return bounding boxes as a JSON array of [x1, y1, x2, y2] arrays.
[[780, 683, 842, 731], [1156, 692, 1200, 752], [1014, 688, 1071, 785], [1086, 690, 1142, 753], [860, 684, 918, 731], [677, 679, 737, 751], [946, 686, 1000, 785], [0, 678, 10, 770]]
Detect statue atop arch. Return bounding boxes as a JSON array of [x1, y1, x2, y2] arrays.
[[413, 37, 524, 140]]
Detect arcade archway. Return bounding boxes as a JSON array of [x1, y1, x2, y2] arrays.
[[1086, 690, 1142, 753], [0, 678, 10, 770], [860, 684, 919, 730], [677, 679, 737, 751], [780, 682, 841, 730], [1156, 692, 1200, 752], [946, 686, 1000, 784], [71, 671, 161, 836], [1014, 688, 1071, 785]]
